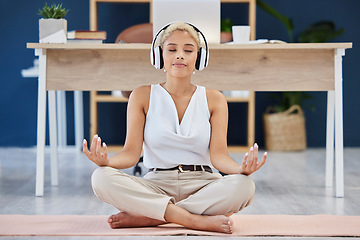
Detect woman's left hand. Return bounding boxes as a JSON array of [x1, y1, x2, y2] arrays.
[[239, 143, 267, 176]]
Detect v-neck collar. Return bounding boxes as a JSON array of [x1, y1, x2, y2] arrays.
[[158, 84, 198, 126]]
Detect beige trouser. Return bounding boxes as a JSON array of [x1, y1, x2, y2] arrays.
[[91, 166, 255, 221]]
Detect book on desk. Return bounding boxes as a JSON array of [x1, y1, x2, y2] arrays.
[[68, 30, 106, 39], [67, 39, 104, 44], [67, 30, 106, 43]]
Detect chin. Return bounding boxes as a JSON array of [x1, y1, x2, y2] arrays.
[[170, 73, 191, 78], [169, 69, 192, 78]]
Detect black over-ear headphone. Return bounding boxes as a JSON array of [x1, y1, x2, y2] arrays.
[[150, 22, 209, 71]]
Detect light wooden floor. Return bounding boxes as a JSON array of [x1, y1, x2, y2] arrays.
[[0, 147, 359, 240]]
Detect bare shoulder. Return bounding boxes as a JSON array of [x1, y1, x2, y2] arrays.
[[206, 88, 226, 100], [128, 85, 151, 113], [205, 88, 227, 114], [130, 85, 151, 98]]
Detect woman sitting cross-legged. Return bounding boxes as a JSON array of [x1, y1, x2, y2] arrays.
[[83, 22, 267, 234]]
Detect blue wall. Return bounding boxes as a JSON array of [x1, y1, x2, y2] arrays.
[[0, 0, 359, 148]]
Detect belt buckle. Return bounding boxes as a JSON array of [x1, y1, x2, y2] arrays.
[[178, 164, 190, 173]]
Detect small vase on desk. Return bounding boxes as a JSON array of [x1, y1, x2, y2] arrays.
[[39, 18, 67, 43]]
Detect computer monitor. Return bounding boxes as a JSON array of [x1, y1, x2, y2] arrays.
[[152, 0, 220, 44]]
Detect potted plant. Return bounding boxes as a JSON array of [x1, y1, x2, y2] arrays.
[[38, 3, 69, 43], [258, 0, 344, 151], [221, 18, 234, 43]]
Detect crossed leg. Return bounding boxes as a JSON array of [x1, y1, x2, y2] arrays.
[[108, 211, 165, 228], [108, 203, 233, 233], [91, 168, 252, 234]]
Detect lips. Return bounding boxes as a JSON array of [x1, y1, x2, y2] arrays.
[[173, 62, 187, 68]]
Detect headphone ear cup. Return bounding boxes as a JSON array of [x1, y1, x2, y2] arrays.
[[195, 47, 207, 71], [195, 48, 201, 70], [159, 47, 164, 69], [153, 46, 164, 69], [150, 47, 155, 66]]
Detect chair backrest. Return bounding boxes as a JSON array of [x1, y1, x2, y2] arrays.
[[115, 23, 153, 44]]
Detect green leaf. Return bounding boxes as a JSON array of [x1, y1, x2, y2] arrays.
[[38, 2, 69, 19], [298, 21, 345, 43], [268, 91, 314, 112], [257, 0, 294, 42], [221, 18, 234, 33]]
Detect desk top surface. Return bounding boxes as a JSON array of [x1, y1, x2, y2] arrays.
[[30, 42, 351, 91], [27, 42, 352, 50]]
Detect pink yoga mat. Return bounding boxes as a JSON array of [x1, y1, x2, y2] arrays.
[[0, 214, 359, 236]]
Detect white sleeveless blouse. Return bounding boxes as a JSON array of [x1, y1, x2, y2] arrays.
[[143, 84, 211, 169]]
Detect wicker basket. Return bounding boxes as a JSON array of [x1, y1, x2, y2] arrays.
[[263, 105, 306, 151]]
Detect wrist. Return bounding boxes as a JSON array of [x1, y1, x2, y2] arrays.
[[105, 157, 112, 167], [238, 166, 249, 176]]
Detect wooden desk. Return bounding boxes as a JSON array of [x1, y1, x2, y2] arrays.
[[27, 42, 352, 197]]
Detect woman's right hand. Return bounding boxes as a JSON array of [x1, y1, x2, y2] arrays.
[[83, 135, 109, 167]]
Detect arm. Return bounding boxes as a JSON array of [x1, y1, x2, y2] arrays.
[[207, 89, 267, 175], [83, 86, 150, 169]]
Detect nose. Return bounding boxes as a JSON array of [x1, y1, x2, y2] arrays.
[[176, 51, 184, 60]]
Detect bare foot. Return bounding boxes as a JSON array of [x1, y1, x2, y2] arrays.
[[164, 203, 233, 234], [108, 212, 165, 229], [189, 215, 233, 234]]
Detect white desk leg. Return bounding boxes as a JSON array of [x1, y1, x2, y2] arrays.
[[74, 91, 84, 151], [35, 48, 46, 197], [57, 91, 67, 148], [49, 91, 58, 186], [335, 48, 345, 198], [326, 90, 335, 187]]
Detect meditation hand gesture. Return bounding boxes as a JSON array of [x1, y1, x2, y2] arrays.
[[239, 143, 267, 176], [83, 135, 109, 167]]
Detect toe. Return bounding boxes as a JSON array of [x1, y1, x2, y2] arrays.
[[227, 217, 233, 234], [228, 218, 233, 226]]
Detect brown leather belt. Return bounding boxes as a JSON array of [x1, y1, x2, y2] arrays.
[[150, 164, 212, 173]]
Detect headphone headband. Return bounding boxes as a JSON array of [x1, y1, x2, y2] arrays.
[[150, 22, 209, 71]]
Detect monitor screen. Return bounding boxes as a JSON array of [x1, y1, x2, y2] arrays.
[[152, 0, 220, 44]]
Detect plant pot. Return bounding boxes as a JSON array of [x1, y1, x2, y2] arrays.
[[220, 32, 232, 43], [39, 18, 67, 43], [263, 105, 307, 151]]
